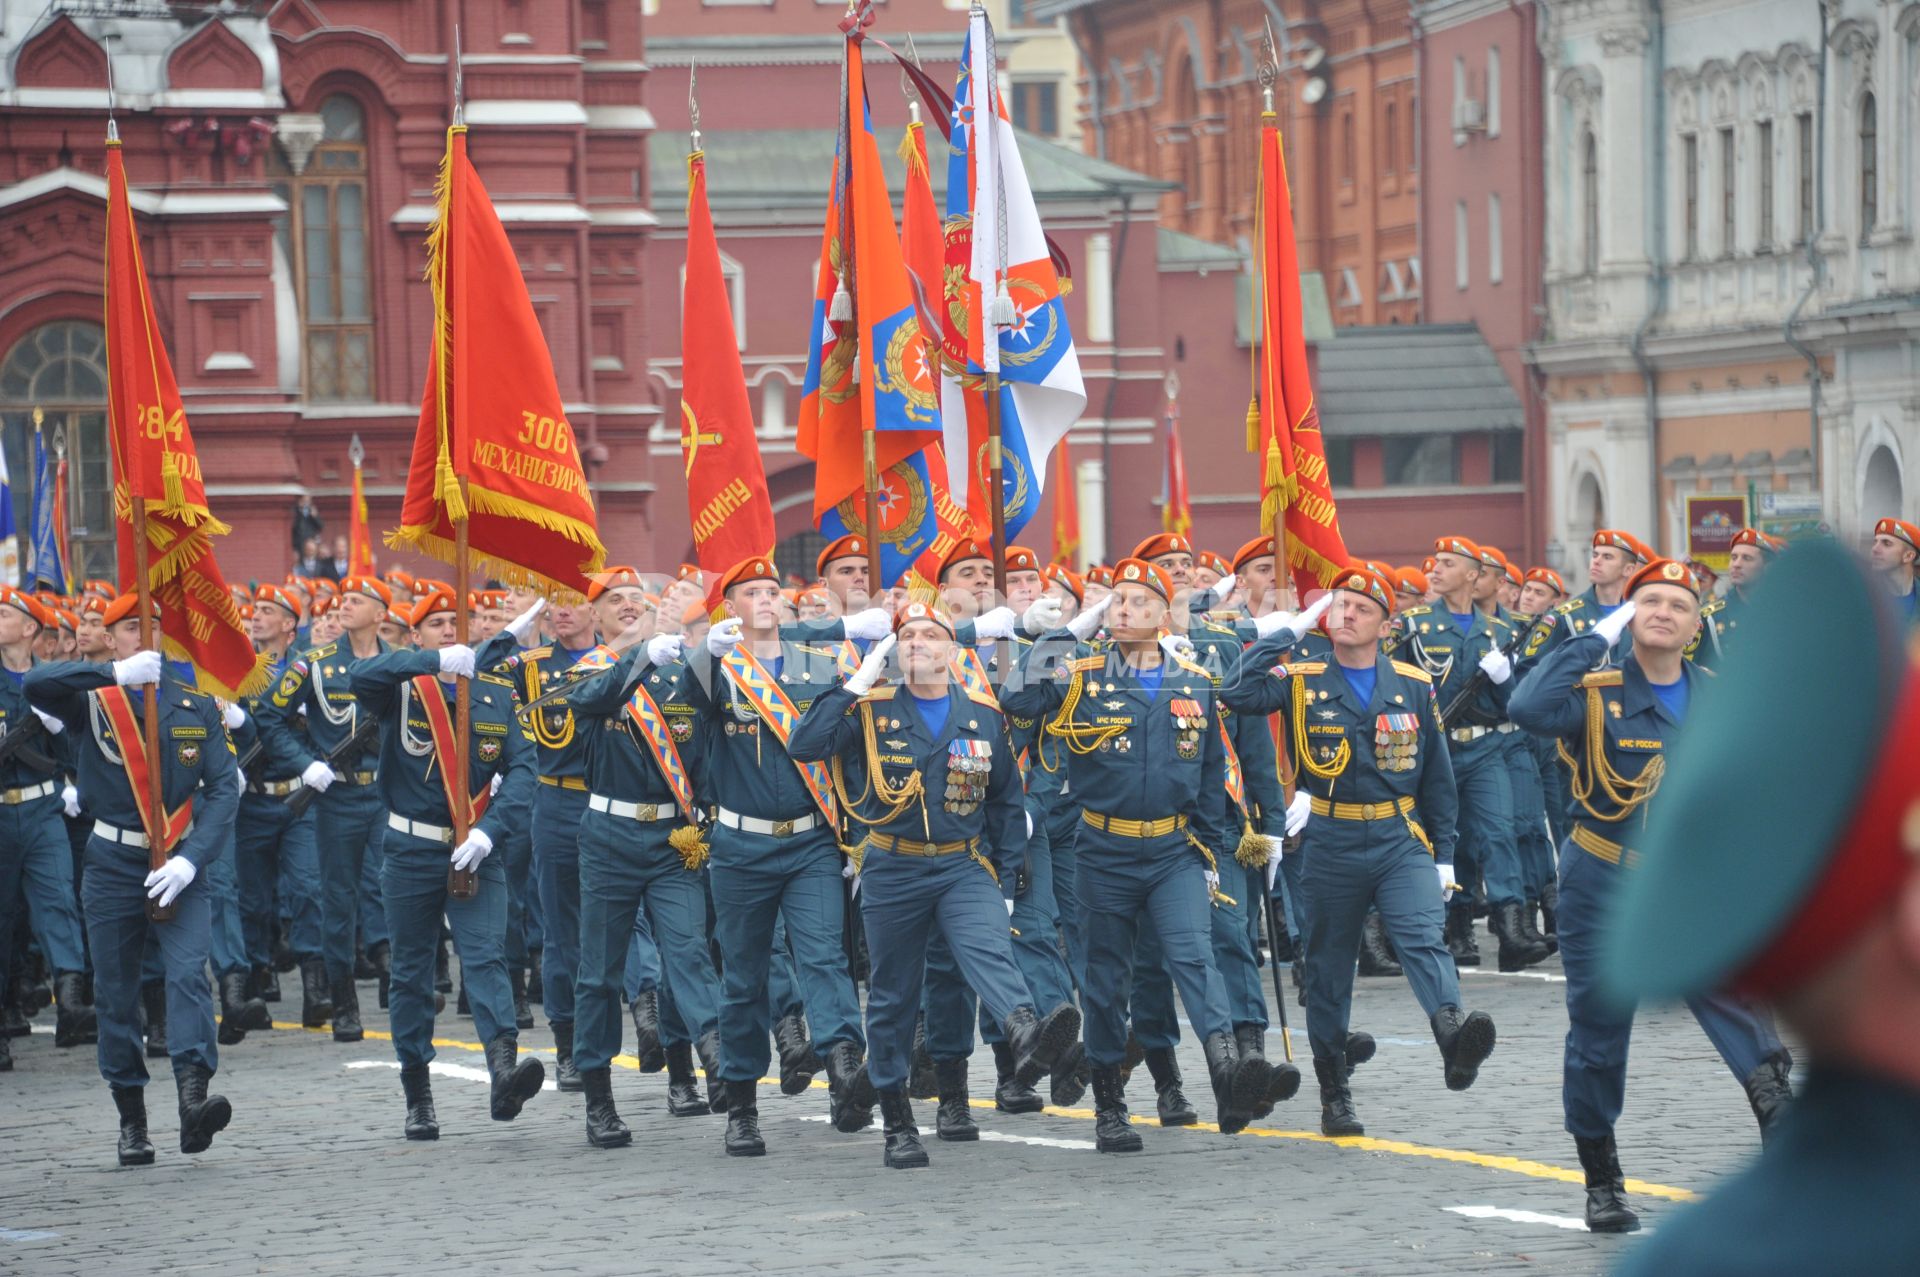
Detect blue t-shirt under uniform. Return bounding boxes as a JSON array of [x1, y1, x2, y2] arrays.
[[1449, 611, 1477, 636], [1339, 662, 1377, 708], [1648, 675, 1689, 723], [1137, 663, 1164, 700], [910, 691, 949, 741]]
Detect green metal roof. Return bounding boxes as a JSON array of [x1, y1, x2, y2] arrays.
[[1156, 226, 1244, 271]]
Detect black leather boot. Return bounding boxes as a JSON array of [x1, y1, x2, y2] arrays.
[[933, 1057, 979, 1141], [991, 1040, 1044, 1113], [400, 1064, 439, 1140], [217, 971, 263, 1045], [272, 931, 295, 974], [1291, 960, 1306, 1006], [773, 1011, 820, 1095], [372, 941, 391, 1011], [552, 1021, 583, 1092], [628, 988, 662, 1071], [1202, 1030, 1271, 1135], [510, 968, 533, 1030], [908, 1013, 938, 1100], [1539, 880, 1560, 939], [113, 1085, 155, 1165], [1431, 1006, 1497, 1091], [175, 1061, 232, 1155], [879, 1088, 930, 1169], [695, 1029, 729, 1114], [1356, 912, 1403, 977], [330, 973, 364, 1043], [1490, 901, 1550, 972], [582, 1067, 632, 1148], [355, 942, 376, 980], [1118, 1031, 1146, 1084], [824, 1040, 876, 1133], [485, 1034, 545, 1121], [1314, 1055, 1364, 1136], [456, 979, 470, 1017], [723, 1079, 765, 1156], [1090, 1065, 1142, 1153], [1344, 1030, 1378, 1078], [53, 971, 97, 1047], [525, 948, 543, 1002], [299, 958, 333, 1028], [1143, 1046, 1197, 1126], [1049, 1039, 1089, 1107], [1744, 1051, 1794, 1143], [141, 980, 168, 1059], [1444, 907, 1481, 967], [1005, 1002, 1081, 1089], [1575, 1134, 1639, 1232], [1234, 1023, 1302, 1114], [0, 1031, 10, 1072], [434, 939, 452, 993], [251, 963, 281, 1004], [1519, 898, 1557, 955], [665, 1043, 709, 1116]]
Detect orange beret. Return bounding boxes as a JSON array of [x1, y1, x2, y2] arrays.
[[409, 588, 457, 627], [340, 576, 394, 607], [677, 563, 703, 582], [1111, 557, 1173, 601], [714, 555, 779, 600], [1594, 529, 1653, 563], [1731, 528, 1786, 555], [1395, 566, 1429, 596], [587, 565, 645, 602], [1626, 558, 1700, 599], [1042, 563, 1084, 603], [412, 578, 452, 597], [1335, 565, 1398, 615], [1873, 518, 1920, 553], [816, 535, 867, 578], [893, 600, 956, 638], [937, 539, 992, 581], [83, 578, 116, 600], [254, 582, 305, 622], [310, 595, 336, 616], [385, 607, 411, 627], [1196, 550, 1230, 577], [0, 587, 54, 629], [102, 592, 160, 627], [1006, 545, 1040, 574], [1433, 535, 1481, 562], [1473, 545, 1509, 573], [79, 594, 108, 618], [1131, 532, 1192, 562], [383, 569, 417, 590], [1231, 536, 1276, 572], [311, 578, 340, 597], [1525, 566, 1567, 595], [239, 603, 254, 622], [1085, 565, 1114, 588]]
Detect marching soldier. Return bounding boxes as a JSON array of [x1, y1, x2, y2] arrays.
[[1509, 557, 1792, 1233], [1224, 567, 1499, 1136], [348, 588, 544, 1140], [1867, 517, 1920, 625], [1008, 558, 1276, 1150], [1518, 529, 1650, 666], [257, 575, 397, 1031], [1516, 567, 1566, 619], [27, 594, 240, 1164], [683, 556, 876, 1153], [0, 587, 95, 1057], [790, 602, 1081, 1167], [1389, 537, 1544, 971], [1693, 528, 1785, 669]]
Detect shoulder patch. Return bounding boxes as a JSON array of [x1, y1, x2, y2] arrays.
[[1579, 670, 1625, 688], [1390, 660, 1433, 683]]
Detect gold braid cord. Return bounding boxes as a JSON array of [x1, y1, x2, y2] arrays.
[[1557, 686, 1665, 822], [1042, 665, 1128, 760], [1186, 832, 1236, 906], [829, 701, 926, 829], [1291, 672, 1351, 781]]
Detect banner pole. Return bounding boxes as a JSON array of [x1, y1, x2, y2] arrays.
[[132, 502, 173, 923], [448, 485, 477, 900]]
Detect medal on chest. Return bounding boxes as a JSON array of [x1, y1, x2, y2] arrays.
[[944, 738, 990, 815], [1374, 712, 1419, 772], [1170, 697, 1205, 760]]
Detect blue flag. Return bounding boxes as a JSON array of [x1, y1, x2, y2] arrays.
[[29, 424, 66, 594]]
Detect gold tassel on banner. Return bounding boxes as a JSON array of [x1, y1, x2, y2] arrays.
[[668, 824, 710, 871], [1235, 822, 1276, 869]]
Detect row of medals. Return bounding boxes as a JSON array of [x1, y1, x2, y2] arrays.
[[945, 752, 987, 815]]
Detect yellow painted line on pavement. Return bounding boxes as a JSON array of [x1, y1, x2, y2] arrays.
[[267, 1020, 1697, 1202]]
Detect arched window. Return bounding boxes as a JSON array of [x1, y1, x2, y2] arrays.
[[270, 94, 373, 401], [1582, 129, 1600, 273], [1859, 91, 1878, 239], [0, 321, 114, 580], [1864, 444, 1901, 521]]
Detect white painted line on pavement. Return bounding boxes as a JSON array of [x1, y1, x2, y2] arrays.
[[1445, 1204, 1595, 1232], [795, 1113, 1093, 1151], [346, 1058, 558, 1091], [1458, 968, 1569, 983], [0, 1227, 62, 1242]]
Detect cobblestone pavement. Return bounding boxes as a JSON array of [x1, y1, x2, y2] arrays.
[[2, 930, 1778, 1276]]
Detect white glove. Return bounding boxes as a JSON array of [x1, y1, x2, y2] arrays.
[[844, 634, 895, 696], [144, 856, 197, 908], [489, 773, 503, 797], [644, 633, 686, 667], [301, 759, 337, 793], [1436, 862, 1457, 903], [1005, 897, 1016, 918], [1284, 790, 1313, 839], [1210, 572, 1238, 603], [1158, 633, 1195, 664], [1256, 592, 1334, 643], [437, 644, 476, 678], [1021, 596, 1064, 635], [62, 783, 80, 818], [505, 597, 547, 642], [1265, 850, 1281, 894], [971, 606, 1016, 642], [451, 826, 494, 873], [1478, 647, 1514, 686], [31, 708, 64, 735], [112, 650, 163, 687], [1592, 600, 1636, 646], [235, 768, 247, 797], [842, 607, 892, 643], [1025, 810, 1034, 838], [222, 702, 246, 731], [706, 617, 744, 657], [1067, 594, 1112, 641]]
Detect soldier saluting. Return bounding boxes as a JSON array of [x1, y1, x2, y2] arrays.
[[347, 588, 543, 1140], [27, 594, 240, 1166]]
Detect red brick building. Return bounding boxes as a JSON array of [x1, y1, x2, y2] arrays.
[[0, 2, 654, 585]]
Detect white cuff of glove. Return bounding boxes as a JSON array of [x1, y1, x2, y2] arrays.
[[62, 783, 81, 818], [144, 857, 197, 908], [223, 703, 246, 731], [844, 634, 895, 696], [1284, 790, 1313, 839], [301, 760, 336, 792], [971, 606, 1016, 641], [437, 644, 476, 679], [112, 650, 163, 687], [32, 707, 64, 735], [1021, 597, 1064, 636], [706, 618, 744, 657], [842, 608, 893, 643], [1005, 897, 1017, 917], [505, 597, 547, 642], [1478, 648, 1514, 686], [1436, 863, 1457, 903], [1158, 633, 1194, 664], [644, 633, 686, 667], [1067, 596, 1112, 640], [451, 827, 494, 872], [1210, 572, 1238, 603], [1592, 601, 1636, 647]]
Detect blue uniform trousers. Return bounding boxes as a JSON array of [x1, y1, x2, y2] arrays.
[[574, 814, 721, 1072], [204, 824, 249, 976], [1505, 734, 1554, 899], [1556, 838, 1785, 1139], [765, 917, 807, 1022], [500, 824, 534, 968], [380, 833, 516, 1067], [82, 838, 217, 1088], [0, 795, 88, 975], [707, 824, 862, 1082], [1451, 743, 1526, 907], [1299, 824, 1460, 1063], [862, 850, 1031, 1090], [621, 902, 662, 1002], [356, 818, 388, 951], [1078, 833, 1231, 1065], [1010, 821, 1074, 1013], [1043, 799, 1085, 987], [533, 785, 587, 1028], [311, 782, 381, 978], [237, 794, 322, 967]]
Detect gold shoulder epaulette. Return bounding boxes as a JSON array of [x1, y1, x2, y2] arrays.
[[1391, 660, 1432, 683], [1069, 655, 1104, 672], [1489, 614, 1515, 632], [1287, 661, 1328, 675], [1172, 654, 1210, 680], [525, 644, 555, 660], [1197, 618, 1238, 637], [962, 686, 1003, 710], [308, 641, 338, 660], [1401, 604, 1432, 618], [858, 685, 898, 703], [1700, 596, 1727, 617], [1579, 670, 1624, 688], [477, 671, 516, 689], [794, 643, 840, 656], [1554, 598, 1585, 616]]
